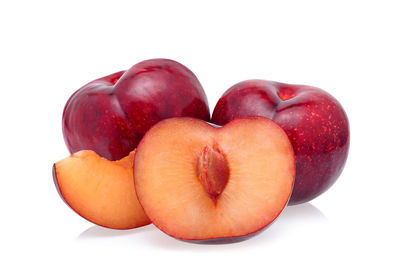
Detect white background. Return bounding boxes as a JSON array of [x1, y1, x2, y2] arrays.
[[1, 0, 399, 278]]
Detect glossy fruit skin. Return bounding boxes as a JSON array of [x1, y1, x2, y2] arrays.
[[212, 80, 349, 205], [63, 59, 210, 160]]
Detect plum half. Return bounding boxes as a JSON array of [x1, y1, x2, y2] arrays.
[[133, 117, 295, 243]]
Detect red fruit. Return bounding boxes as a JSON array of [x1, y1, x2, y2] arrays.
[[134, 117, 295, 243], [53, 150, 150, 229], [63, 59, 210, 161], [212, 80, 349, 205]]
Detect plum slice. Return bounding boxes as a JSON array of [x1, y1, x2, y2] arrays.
[[53, 150, 150, 229]]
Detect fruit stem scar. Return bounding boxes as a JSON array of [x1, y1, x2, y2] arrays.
[[196, 144, 230, 204], [277, 86, 296, 101]]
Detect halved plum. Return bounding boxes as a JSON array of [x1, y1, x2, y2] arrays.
[[134, 117, 295, 242]]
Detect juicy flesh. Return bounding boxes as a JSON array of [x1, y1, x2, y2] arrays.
[[54, 150, 150, 229], [134, 118, 294, 240]]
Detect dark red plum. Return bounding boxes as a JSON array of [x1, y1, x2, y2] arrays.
[[212, 80, 349, 205], [63, 59, 210, 160]]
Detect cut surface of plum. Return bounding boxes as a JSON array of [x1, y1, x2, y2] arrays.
[[134, 117, 295, 242], [53, 150, 150, 229]]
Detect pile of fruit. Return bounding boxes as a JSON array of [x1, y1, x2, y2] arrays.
[[52, 59, 349, 243]]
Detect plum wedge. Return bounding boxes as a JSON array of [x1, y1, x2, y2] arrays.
[[53, 150, 150, 229]]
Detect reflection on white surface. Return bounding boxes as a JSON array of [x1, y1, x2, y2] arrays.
[[279, 202, 327, 223], [78, 223, 156, 239], [77, 202, 327, 249]]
